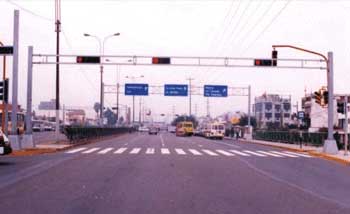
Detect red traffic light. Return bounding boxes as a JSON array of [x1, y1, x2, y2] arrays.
[[152, 57, 171, 64], [76, 56, 100, 63], [254, 59, 273, 66]]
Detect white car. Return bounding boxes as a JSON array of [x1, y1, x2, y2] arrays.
[[0, 130, 12, 155], [138, 126, 149, 132]]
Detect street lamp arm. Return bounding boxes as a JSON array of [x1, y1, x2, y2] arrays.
[[272, 45, 328, 62]]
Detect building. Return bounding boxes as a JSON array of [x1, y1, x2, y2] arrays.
[[66, 109, 86, 125], [301, 93, 349, 132], [253, 94, 292, 129]]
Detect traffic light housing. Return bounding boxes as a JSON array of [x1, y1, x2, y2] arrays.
[[152, 57, 171, 64], [314, 90, 323, 106], [254, 59, 274, 66], [0, 78, 9, 103], [0, 46, 13, 55], [272, 50, 278, 66], [323, 90, 328, 105], [76, 56, 100, 63], [337, 102, 345, 114]]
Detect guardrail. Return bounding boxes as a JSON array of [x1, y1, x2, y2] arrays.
[[63, 126, 135, 141], [253, 131, 328, 147]]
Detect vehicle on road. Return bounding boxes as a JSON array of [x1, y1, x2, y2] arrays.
[[0, 104, 25, 135], [167, 125, 176, 133], [176, 121, 194, 136], [201, 122, 225, 140], [148, 127, 158, 135], [138, 126, 149, 132], [0, 130, 12, 155]]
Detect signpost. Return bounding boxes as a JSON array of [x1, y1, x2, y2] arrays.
[[164, 84, 188, 96], [204, 85, 228, 97], [125, 84, 149, 96]]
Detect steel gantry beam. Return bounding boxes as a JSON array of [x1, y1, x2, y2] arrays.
[[32, 54, 326, 70]]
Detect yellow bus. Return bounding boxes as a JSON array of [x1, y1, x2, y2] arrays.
[[0, 104, 25, 135], [176, 121, 194, 136]]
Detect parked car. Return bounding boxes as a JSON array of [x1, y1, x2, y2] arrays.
[[138, 126, 149, 132], [0, 130, 12, 155], [33, 124, 44, 132], [148, 127, 158, 135]]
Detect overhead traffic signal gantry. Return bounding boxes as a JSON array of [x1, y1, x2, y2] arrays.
[[254, 50, 278, 67]]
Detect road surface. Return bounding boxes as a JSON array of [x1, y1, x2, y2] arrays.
[[1, 132, 349, 214]]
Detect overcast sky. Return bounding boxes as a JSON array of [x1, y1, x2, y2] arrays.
[[0, 0, 349, 119]]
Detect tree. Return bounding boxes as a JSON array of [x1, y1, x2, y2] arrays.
[[93, 102, 101, 117], [103, 108, 117, 126], [171, 115, 198, 128], [238, 115, 257, 128]]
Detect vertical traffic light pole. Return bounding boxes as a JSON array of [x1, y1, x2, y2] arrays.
[[0, 41, 6, 134], [272, 45, 338, 154], [344, 96, 348, 155]]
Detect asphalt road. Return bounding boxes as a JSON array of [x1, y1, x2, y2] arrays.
[[1, 132, 350, 214]]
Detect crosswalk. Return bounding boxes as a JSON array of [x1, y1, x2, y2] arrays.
[[65, 147, 312, 159]]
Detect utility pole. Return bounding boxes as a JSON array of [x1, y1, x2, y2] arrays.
[[55, 0, 61, 141], [187, 77, 194, 116], [344, 96, 348, 155], [206, 98, 210, 118], [139, 97, 142, 125]]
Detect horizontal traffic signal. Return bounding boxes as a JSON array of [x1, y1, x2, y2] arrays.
[[254, 59, 274, 66], [76, 56, 100, 63], [0, 46, 13, 55], [152, 57, 171, 64]]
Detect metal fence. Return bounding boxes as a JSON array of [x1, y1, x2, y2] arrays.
[[253, 131, 328, 147], [64, 126, 134, 141]]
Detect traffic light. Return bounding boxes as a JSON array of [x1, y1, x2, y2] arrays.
[[337, 102, 345, 114], [323, 90, 328, 105], [254, 59, 273, 66], [76, 56, 100, 63], [272, 50, 278, 66], [0, 78, 9, 103], [152, 57, 171, 64], [314, 90, 323, 106], [0, 46, 13, 55]]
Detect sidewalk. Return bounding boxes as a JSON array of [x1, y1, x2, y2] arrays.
[[224, 136, 350, 165]]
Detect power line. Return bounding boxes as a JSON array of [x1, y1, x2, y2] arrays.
[[240, 0, 294, 55], [5, 0, 53, 22]]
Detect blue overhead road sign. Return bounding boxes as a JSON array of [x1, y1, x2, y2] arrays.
[[204, 85, 228, 97], [164, 84, 188, 96], [125, 84, 149, 96]]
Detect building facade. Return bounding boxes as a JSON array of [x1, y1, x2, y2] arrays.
[[253, 94, 292, 129]]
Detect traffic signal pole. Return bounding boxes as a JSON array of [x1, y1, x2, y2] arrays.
[[345, 96, 348, 155], [272, 45, 338, 154]]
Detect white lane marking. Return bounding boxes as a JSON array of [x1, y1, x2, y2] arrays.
[[160, 134, 165, 147], [98, 148, 114, 154], [175, 148, 186, 155], [161, 148, 170, 154], [202, 149, 219, 156], [243, 150, 267, 157], [124, 143, 128, 146], [66, 147, 87, 154], [188, 149, 202, 156], [284, 151, 312, 158], [229, 150, 250, 157], [82, 148, 100, 154], [257, 151, 283, 157], [270, 151, 299, 158], [216, 150, 235, 156], [114, 147, 128, 154], [130, 148, 141, 154], [146, 148, 155, 154]]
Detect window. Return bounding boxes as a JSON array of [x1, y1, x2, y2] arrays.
[[265, 102, 272, 111]]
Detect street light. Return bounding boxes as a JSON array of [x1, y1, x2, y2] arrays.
[[125, 75, 144, 124], [83, 32, 120, 125]]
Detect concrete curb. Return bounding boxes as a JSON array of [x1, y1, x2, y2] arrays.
[[230, 138, 350, 165]]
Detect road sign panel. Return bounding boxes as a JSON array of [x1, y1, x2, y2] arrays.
[[164, 84, 188, 96], [125, 84, 149, 96], [204, 85, 228, 97], [297, 111, 305, 119]]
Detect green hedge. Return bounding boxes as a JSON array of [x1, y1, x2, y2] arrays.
[[253, 131, 328, 147], [64, 126, 135, 141]]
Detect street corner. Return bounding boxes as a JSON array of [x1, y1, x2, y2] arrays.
[[307, 150, 350, 166], [9, 148, 59, 157]]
